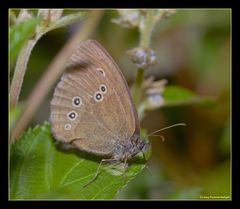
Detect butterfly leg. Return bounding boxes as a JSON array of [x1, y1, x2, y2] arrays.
[[140, 151, 153, 176], [142, 151, 146, 161], [123, 157, 128, 171], [121, 157, 129, 184], [83, 158, 117, 188]]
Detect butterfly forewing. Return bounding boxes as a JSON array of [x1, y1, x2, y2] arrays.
[[50, 40, 139, 156]]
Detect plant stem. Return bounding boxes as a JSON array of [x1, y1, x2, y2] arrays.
[[10, 39, 38, 107], [139, 10, 156, 48], [133, 10, 158, 107]]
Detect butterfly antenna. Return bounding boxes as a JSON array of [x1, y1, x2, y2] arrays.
[[147, 123, 186, 137], [151, 135, 165, 141]]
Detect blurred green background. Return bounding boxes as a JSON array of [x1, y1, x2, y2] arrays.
[[10, 9, 231, 199]]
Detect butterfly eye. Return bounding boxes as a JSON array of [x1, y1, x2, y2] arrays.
[[96, 68, 106, 77], [67, 110, 78, 121], [99, 84, 107, 94], [72, 96, 82, 107], [94, 91, 103, 102]]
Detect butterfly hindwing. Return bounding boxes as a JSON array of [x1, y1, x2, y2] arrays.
[[50, 40, 140, 156]]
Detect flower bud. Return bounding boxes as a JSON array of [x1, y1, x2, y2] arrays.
[[127, 47, 157, 69]]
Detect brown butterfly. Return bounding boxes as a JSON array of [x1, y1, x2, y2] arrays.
[[50, 40, 150, 186]]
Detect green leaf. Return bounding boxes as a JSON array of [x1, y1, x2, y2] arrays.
[[10, 18, 38, 67], [10, 122, 149, 200], [162, 85, 214, 107]]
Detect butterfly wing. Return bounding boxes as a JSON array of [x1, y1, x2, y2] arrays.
[[50, 40, 139, 157]]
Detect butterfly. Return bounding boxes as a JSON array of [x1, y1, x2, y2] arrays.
[[50, 40, 150, 186]]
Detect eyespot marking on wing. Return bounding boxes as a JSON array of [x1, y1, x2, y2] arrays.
[[64, 123, 71, 130], [96, 68, 106, 77], [99, 84, 107, 94], [72, 96, 82, 107], [67, 110, 78, 121], [94, 91, 104, 102]]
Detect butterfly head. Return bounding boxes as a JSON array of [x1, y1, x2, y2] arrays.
[[112, 134, 151, 162], [132, 133, 151, 155]]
